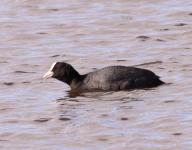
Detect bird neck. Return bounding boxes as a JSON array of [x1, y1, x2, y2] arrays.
[[57, 66, 82, 87]]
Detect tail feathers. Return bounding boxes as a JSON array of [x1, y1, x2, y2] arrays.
[[155, 78, 165, 86]]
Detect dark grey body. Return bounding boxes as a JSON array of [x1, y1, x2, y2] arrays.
[[46, 62, 164, 91], [69, 66, 164, 91]]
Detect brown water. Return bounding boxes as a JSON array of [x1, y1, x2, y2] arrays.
[[0, 0, 192, 149]]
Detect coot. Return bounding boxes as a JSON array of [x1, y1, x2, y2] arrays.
[[43, 62, 164, 91]]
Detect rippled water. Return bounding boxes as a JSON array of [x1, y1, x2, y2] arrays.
[[0, 0, 192, 149]]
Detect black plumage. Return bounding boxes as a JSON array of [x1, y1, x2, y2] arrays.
[[43, 62, 164, 91]]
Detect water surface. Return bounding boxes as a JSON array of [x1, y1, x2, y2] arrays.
[[0, 0, 192, 150]]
